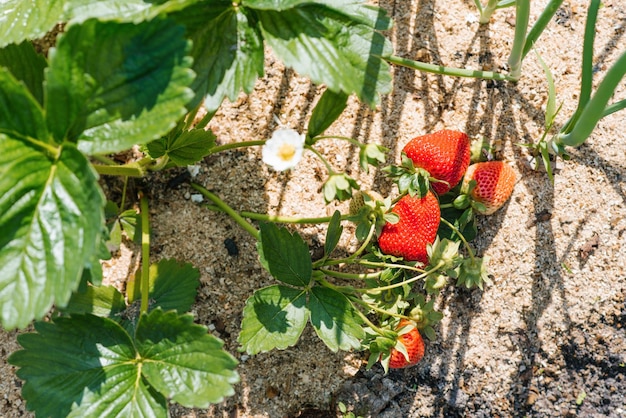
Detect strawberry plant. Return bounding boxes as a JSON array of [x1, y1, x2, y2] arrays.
[[0, 0, 624, 416]]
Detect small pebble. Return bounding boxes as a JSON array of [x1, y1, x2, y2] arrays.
[[187, 164, 201, 178], [190, 194, 204, 203]]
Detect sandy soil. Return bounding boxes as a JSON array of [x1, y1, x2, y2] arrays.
[[1, 0, 625, 417]]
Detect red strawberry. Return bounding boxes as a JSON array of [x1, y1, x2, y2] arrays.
[[378, 191, 440, 263], [403, 130, 471, 195], [462, 161, 516, 215], [388, 319, 425, 369]]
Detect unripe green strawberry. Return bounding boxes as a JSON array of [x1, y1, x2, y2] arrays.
[[462, 161, 516, 215], [403, 130, 471, 195], [377, 191, 440, 263], [349, 189, 383, 216], [388, 319, 425, 369]]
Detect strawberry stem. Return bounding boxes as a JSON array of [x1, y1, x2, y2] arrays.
[[439, 217, 476, 263], [347, 300, 395, 338], [306, 145, 336, 174], [348, 295, 409, 322], [139, 192, 151, 314], [385, 54, 515, 81], [345, 222, 377, 261], [204, 205, 351, 225], [319, 258, 426, 274], [206, 140, 266, 155], [362, 261, 445, 293], [319, 268, 382, 280], [190, 182, 260, 240]]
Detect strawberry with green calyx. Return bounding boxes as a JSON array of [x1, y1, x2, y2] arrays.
[[377, 191, 441, 264], [409, 295, 443, 341], [386, 319, 425, 369], [402, 129, 471, 195], [461, 161, 516, 215]]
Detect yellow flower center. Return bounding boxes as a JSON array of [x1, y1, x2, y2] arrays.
[[278, 143, 296, 161]]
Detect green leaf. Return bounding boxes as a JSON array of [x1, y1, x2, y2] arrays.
[[258, 223, 312, 287], [0, 0, 65, 47], [239, 285, 308, 354], [45, 18, 195, 152], [307, 89, 349, 140], [8, 314, 163, 418], [147, 128, 216, 166], [63, 285, 126, 318], [127, 259, 200, 314], [244, 0, 393, 30], [257, 4, 392, 107], [9, 310, 238, 415], [65, 0, 203, 24], [173, 4, 265, 111], [0, 139, 105, 329], [324, 210, 343, 257], [308, 286, 363, 352], [120, 209, 141, 243], [0, 68, 48, 140], [535, 51, 557, 130], [136, 309, 239, 408], [0, 41, 47, 104]]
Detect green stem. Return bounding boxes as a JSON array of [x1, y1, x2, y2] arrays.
[[306, 144, 335, 174], [319, 257, 426, 273], [602, 99, 626, 118], [346, 222, 377, 261], [205, 205, 350, 224], [556, 49, 626, 147], [119, 177, 129, 213], [507, 0, 530, 80], [479, 0, 498, 24], [345, 299, 392, 337], [190, 182, 260, 240], [139, 192, 151, 314], [473, 0, 483, 14], [91, 154, 118, 165], [521, 0, 565, 60], [385, 55, 515, 81], [319, 268, 382, 280], [364, 261, 445, 293], [314, 135, 365, 148], [207, 140, 266, 155], [93, 163, 145, 177], [348, 295, 409, 321], [183, 102, 203, 131], [439, 217, 475, 263], [195, 107, 218, 131], [560, 0, 601, 135]]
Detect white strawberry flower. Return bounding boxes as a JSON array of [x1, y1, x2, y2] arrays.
[[262, 128, 305, 171]]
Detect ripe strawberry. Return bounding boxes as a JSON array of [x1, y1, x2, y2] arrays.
[[388, 319, 425, 369], [403, 130, 471, 195], [462, 161, 516, 215], [377, 191, 440, 263]]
